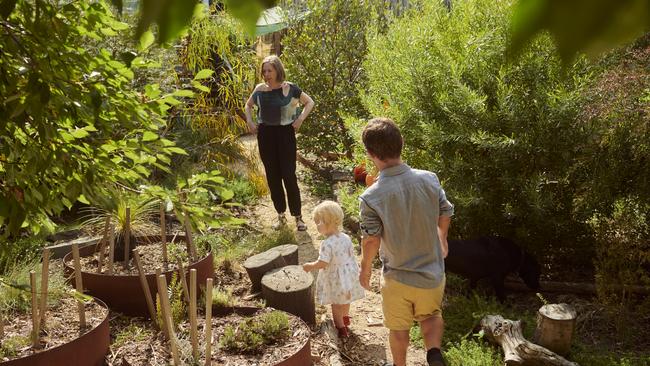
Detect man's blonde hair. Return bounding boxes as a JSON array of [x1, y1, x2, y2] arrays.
[[261, 55, 286, 83], [312, 200, 344, 231]]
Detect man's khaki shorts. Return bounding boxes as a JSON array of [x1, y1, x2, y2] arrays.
[[380, 276, 445, 331]]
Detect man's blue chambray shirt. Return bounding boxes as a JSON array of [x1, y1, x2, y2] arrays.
[[359, 163, 454, 289]]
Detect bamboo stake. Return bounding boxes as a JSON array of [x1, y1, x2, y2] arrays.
[[124, 206, 131, 267], [160, 202, 168, 269], [134, 249, 158, 328], [97, 216, 111, 273], [72, 243, 86, 328], [183, 211, 197, 261], [176, 258, 190, 304], [157, 274, 180, 365], [156, 268, 169, 339], [204, 278, 213, 366], [30, 271, 40, 348], [107, 225, 115, 275], [0, 314, 4, 338], [39, 248, 50, 328], [190, 269, 198, 360]]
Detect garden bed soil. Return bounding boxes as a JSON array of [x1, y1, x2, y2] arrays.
[[109, 308, 311, 366], [75, 240, 195, 276], [0, 298, 108, 364]]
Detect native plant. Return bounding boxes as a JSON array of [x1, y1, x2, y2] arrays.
[[220, 310, 290, 353]]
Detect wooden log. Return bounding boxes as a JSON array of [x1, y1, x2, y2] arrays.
[[39, 248, 50, 328], [189, 269, 198, 360], [204, 278, 213, 366], [160, 202, 168, 269], [243, 250, 287, 293], [124, 207, 131, 267], [134, 249, 158, 327], [176, 258, 190, 304], [157, 274, 180, 365], [268, 244, 299, 265], [30, 271, 40, 348], [480, 315, 579, 366], [72, 243, 86, 328], [97, 216, 111, 273], [533, 304, 577, 356], [107, 225, 115, 275], [261, 265, 315, 325]]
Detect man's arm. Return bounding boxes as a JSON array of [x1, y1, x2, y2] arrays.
[[437, 215, 451, 258], [360, 235, 381, 290]]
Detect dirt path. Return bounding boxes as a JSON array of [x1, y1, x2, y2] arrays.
[[239, 135, 428, 366]]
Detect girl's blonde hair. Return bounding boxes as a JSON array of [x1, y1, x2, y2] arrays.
[[312, 200, 344, 231], [261, 55, 286, 83]]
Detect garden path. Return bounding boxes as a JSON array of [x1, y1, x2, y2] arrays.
[[239, 135, 428, 366]]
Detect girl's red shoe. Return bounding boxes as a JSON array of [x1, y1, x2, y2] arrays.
[[343, 316, 351, 326]]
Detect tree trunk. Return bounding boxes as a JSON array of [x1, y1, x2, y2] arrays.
[[261, 265, 315, 325], [480, 315, 579, 366], [269, 244, 299, 265], [243, 250, 287, 293], [533, 304, 576, 356]]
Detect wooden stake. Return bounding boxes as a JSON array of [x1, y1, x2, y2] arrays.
[[0, 314, 4, 339], [30, 271, 40, 348], [176, 258, 190, 304], [134, 249, 158, 329], [97, 216, 111, 273], [204, 278, 213, 366], [124, 207, 131, 267], [183, 211, 197, 261], [107, 225, 115, 275], [39, 248, 50, 328], [189, 269, 198, 360], [160, 202, 168, 268], [155, 268, 169, 339], [157, 274, 180, 365], [72, 243, 86, 328]]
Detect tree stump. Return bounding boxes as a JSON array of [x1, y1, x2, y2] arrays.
[[533, 303, 577, 356], [269, 244, 299, 265], [243, 250, 287, 293], [261, 265, 315, 325], [480, 315, 579, 366]]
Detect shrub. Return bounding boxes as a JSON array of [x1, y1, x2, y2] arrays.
[[219, 310, 290, 353], [445, 338, 500, 366], [363, 0, 596, 262]]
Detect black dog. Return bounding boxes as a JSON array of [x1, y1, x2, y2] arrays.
[[444, 236, 541, 302]]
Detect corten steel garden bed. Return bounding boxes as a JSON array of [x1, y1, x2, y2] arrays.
[[208, 306, 312, 366], [63, 235, 214, 316], [0, 299, 110, 366]]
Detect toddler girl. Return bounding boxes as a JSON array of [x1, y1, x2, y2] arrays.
[[302, 200, 365, 338]]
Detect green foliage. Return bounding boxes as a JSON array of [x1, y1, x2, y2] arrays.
[[337, 182, 365, 221], [255, 226, 297, 253], [0, 1, 191, 236], [155, 273, 186, 330], [223, 175, 262, 206], [590, 198, 650, 318], [219, 310, 290, 353], [212, 287, 235, 308], [509, 0, 650, 64], [0, 335, 30, 359], [112, 322, 153, 349], [0, 259, 67, 316], [444, 338, 501, 366], [363, 0, 596, 260], [283, 0, 376, 160], [0, 236, 46, 275]]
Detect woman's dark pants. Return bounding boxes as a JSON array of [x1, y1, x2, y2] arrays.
[[257, 124, 302, 217]]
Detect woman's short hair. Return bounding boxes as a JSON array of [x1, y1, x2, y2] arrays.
[[261, 55, 286, 83], [312, 200, 344, 230], [362, 117, 403, 161]]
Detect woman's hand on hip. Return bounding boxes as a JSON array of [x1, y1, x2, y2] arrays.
[[292, 118, 303, 131]]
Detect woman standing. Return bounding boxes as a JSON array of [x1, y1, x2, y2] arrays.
[[245, 55, 315, 230]]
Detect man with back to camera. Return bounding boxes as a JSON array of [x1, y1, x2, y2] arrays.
[[358, 117, 453, 366]]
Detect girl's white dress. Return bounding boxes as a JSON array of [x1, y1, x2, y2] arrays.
[[315, 232, 365, 305]]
